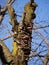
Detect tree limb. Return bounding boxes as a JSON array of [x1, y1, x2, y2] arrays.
[[0, 0, 15, 24], [0, 40, 13, 64], [33, 24, 49, 30]]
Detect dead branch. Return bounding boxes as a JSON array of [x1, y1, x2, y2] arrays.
[[0, 0, 15, 24], [33, 24, 49, 30], [29, 51, 45, 58], [0, 33, 17, 41], [7, 0, 15, 5], [34, 31, 49, 61], [1, 0, 15, 13], [35, 31, 49, 47]]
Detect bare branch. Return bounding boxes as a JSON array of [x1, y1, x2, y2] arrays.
[[29, 51, 45, 58], [35, 32, 49, 46], [1, 0, 15, 13], [0, 33, 17, 41], [7, 0, 15, 5], [33, 24, 49, 30], [34, 31, 49, 55], [0, 0, 15, 24]]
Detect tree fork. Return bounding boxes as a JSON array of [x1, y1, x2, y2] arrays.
[[16, 0, 37, 65], [0, 0, 37, 65]]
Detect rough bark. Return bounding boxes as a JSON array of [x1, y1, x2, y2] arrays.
[[12, 1, 37, 65]]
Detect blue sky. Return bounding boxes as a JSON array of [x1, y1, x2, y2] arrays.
[[0, 0, 49, 65]]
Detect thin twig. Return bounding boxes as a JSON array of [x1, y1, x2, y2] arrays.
[[0, 33, 16, 41], [33, 24, 49, 30]]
